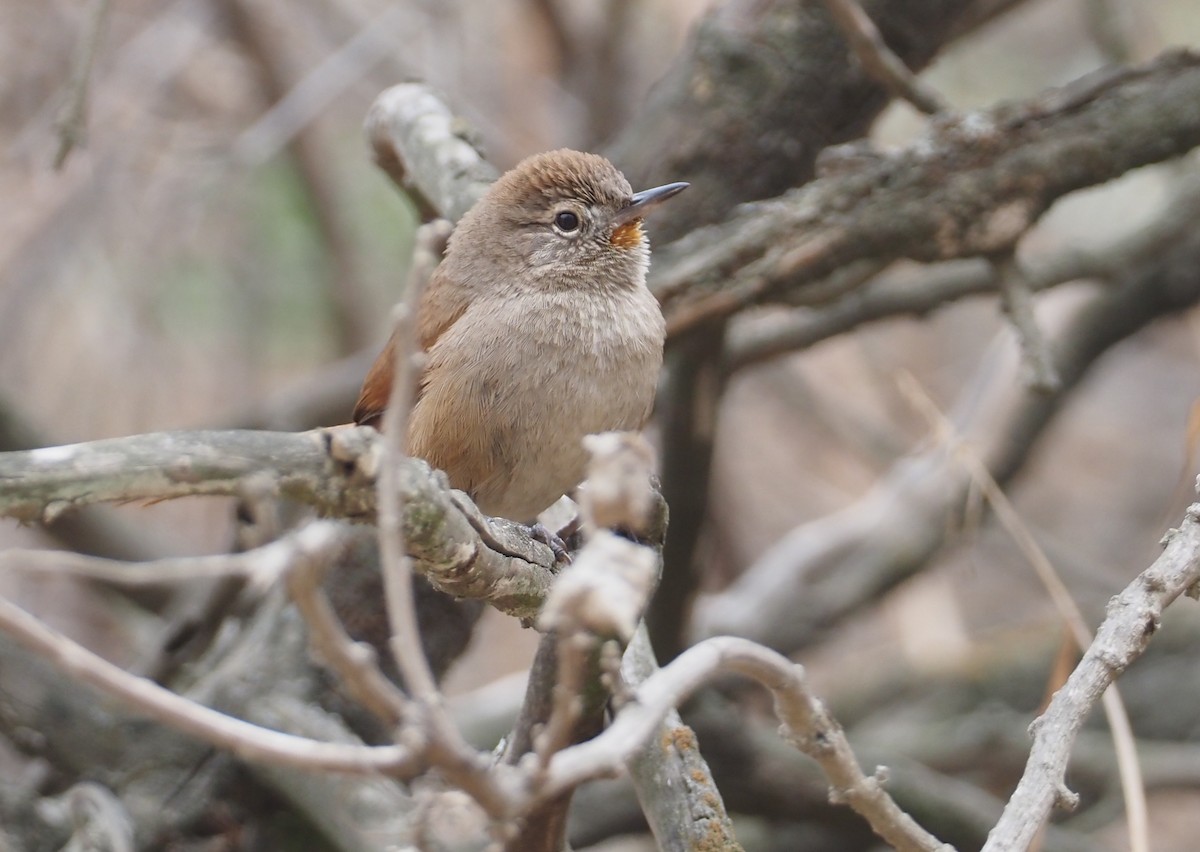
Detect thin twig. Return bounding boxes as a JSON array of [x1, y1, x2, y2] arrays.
[[284, 522, 410, 730], [993, 254, 1061, 393], [376, 246, 438, 703], [898, 373, 1148, 852], [980, 501, 1200, 850], [820, 0, 950, 114], [372, 225, 511, 817], [0, 544, 272, 586], [1084, 0, 1137, 65], [54, 0, 112, 168], [0, 526, 415, 776]]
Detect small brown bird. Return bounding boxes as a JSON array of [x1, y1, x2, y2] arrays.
[[354, 149, 687, 523]]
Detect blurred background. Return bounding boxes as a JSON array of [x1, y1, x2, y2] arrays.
[[3, 0, 1200, 850]]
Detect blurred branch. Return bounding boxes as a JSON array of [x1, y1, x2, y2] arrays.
[[993, 254, 1061, 392], [900, 374, 1147, 852], [221, 0, 372, 353], [226, 348, 374, 431], [365, 83, 498, 222], [54, 0, 112, 169], [1085, 0, 1137, 64], [983, 504, 1200, 850], [651, 50, 1200, 335], [693, 172, 1200, 652], [230, 3, 410, 167], [526, 0, 637, 146], [0, 427, 559, 620], [650, 326, 724, 662], [227, 220, 452, 433], [37, 783, 132, 852], [821, 0, 950, 114], [608, 0, 1032, 240], [722, 246, 1101, 371]]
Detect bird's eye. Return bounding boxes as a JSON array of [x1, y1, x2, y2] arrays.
[[553, 210, 580, 233]]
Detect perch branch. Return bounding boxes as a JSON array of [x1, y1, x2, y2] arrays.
[[0, 428, 558, 620]]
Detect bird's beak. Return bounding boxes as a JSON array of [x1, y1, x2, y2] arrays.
[[613, 181, 689, 226]]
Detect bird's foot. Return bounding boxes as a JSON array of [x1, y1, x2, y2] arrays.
[[527, 522, 574, 566]]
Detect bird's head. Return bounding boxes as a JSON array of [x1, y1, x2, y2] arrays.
[[449, 149, 688, 294]]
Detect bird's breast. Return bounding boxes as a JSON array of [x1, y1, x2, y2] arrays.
[[413, 284, 664, 521]]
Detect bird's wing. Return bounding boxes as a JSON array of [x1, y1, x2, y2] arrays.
[[352, 264, 473, 428]]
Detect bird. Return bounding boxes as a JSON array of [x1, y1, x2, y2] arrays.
[[353, 149, 687, 526]]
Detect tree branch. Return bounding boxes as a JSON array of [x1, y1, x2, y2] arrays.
[[546, 636, 950, 852], [692, 170, 1200, 653], [651, 50, 1200, 335], [983, 504, 1200, 850], [607, 0, 1029, 240], [821, 0, 951, 114], [364, 83, 498, 222], [0, 523, 415, 776], [0, 427, 558, 621]]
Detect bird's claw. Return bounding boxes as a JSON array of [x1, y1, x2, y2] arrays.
[[527, 522, 573, 565]]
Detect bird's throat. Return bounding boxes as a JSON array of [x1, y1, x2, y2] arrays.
[[609, 219, 644, 250]]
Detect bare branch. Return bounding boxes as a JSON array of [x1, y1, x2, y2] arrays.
[[284, 528, 409, 730], [0, 429, 374, 524], [982, 504, 1200, 850], [993, 254, 1061, 393], [0, 543, 274, 587], [607, 0, 1031, 241], [364, 83, 498, 222], [0, 523, 415, 776], [652, 51, 1200, 335], [54, 0, 111, 168], [547, 636, 950, 852], [899, 373, 1147, 852], [0, 428, 559, 620], [622, 624, 740, 852], [693, 172, 1200, 653], [821, 0, 951, 114]]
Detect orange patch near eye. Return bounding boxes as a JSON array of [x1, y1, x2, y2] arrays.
[[610, 219, 644, 249]]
